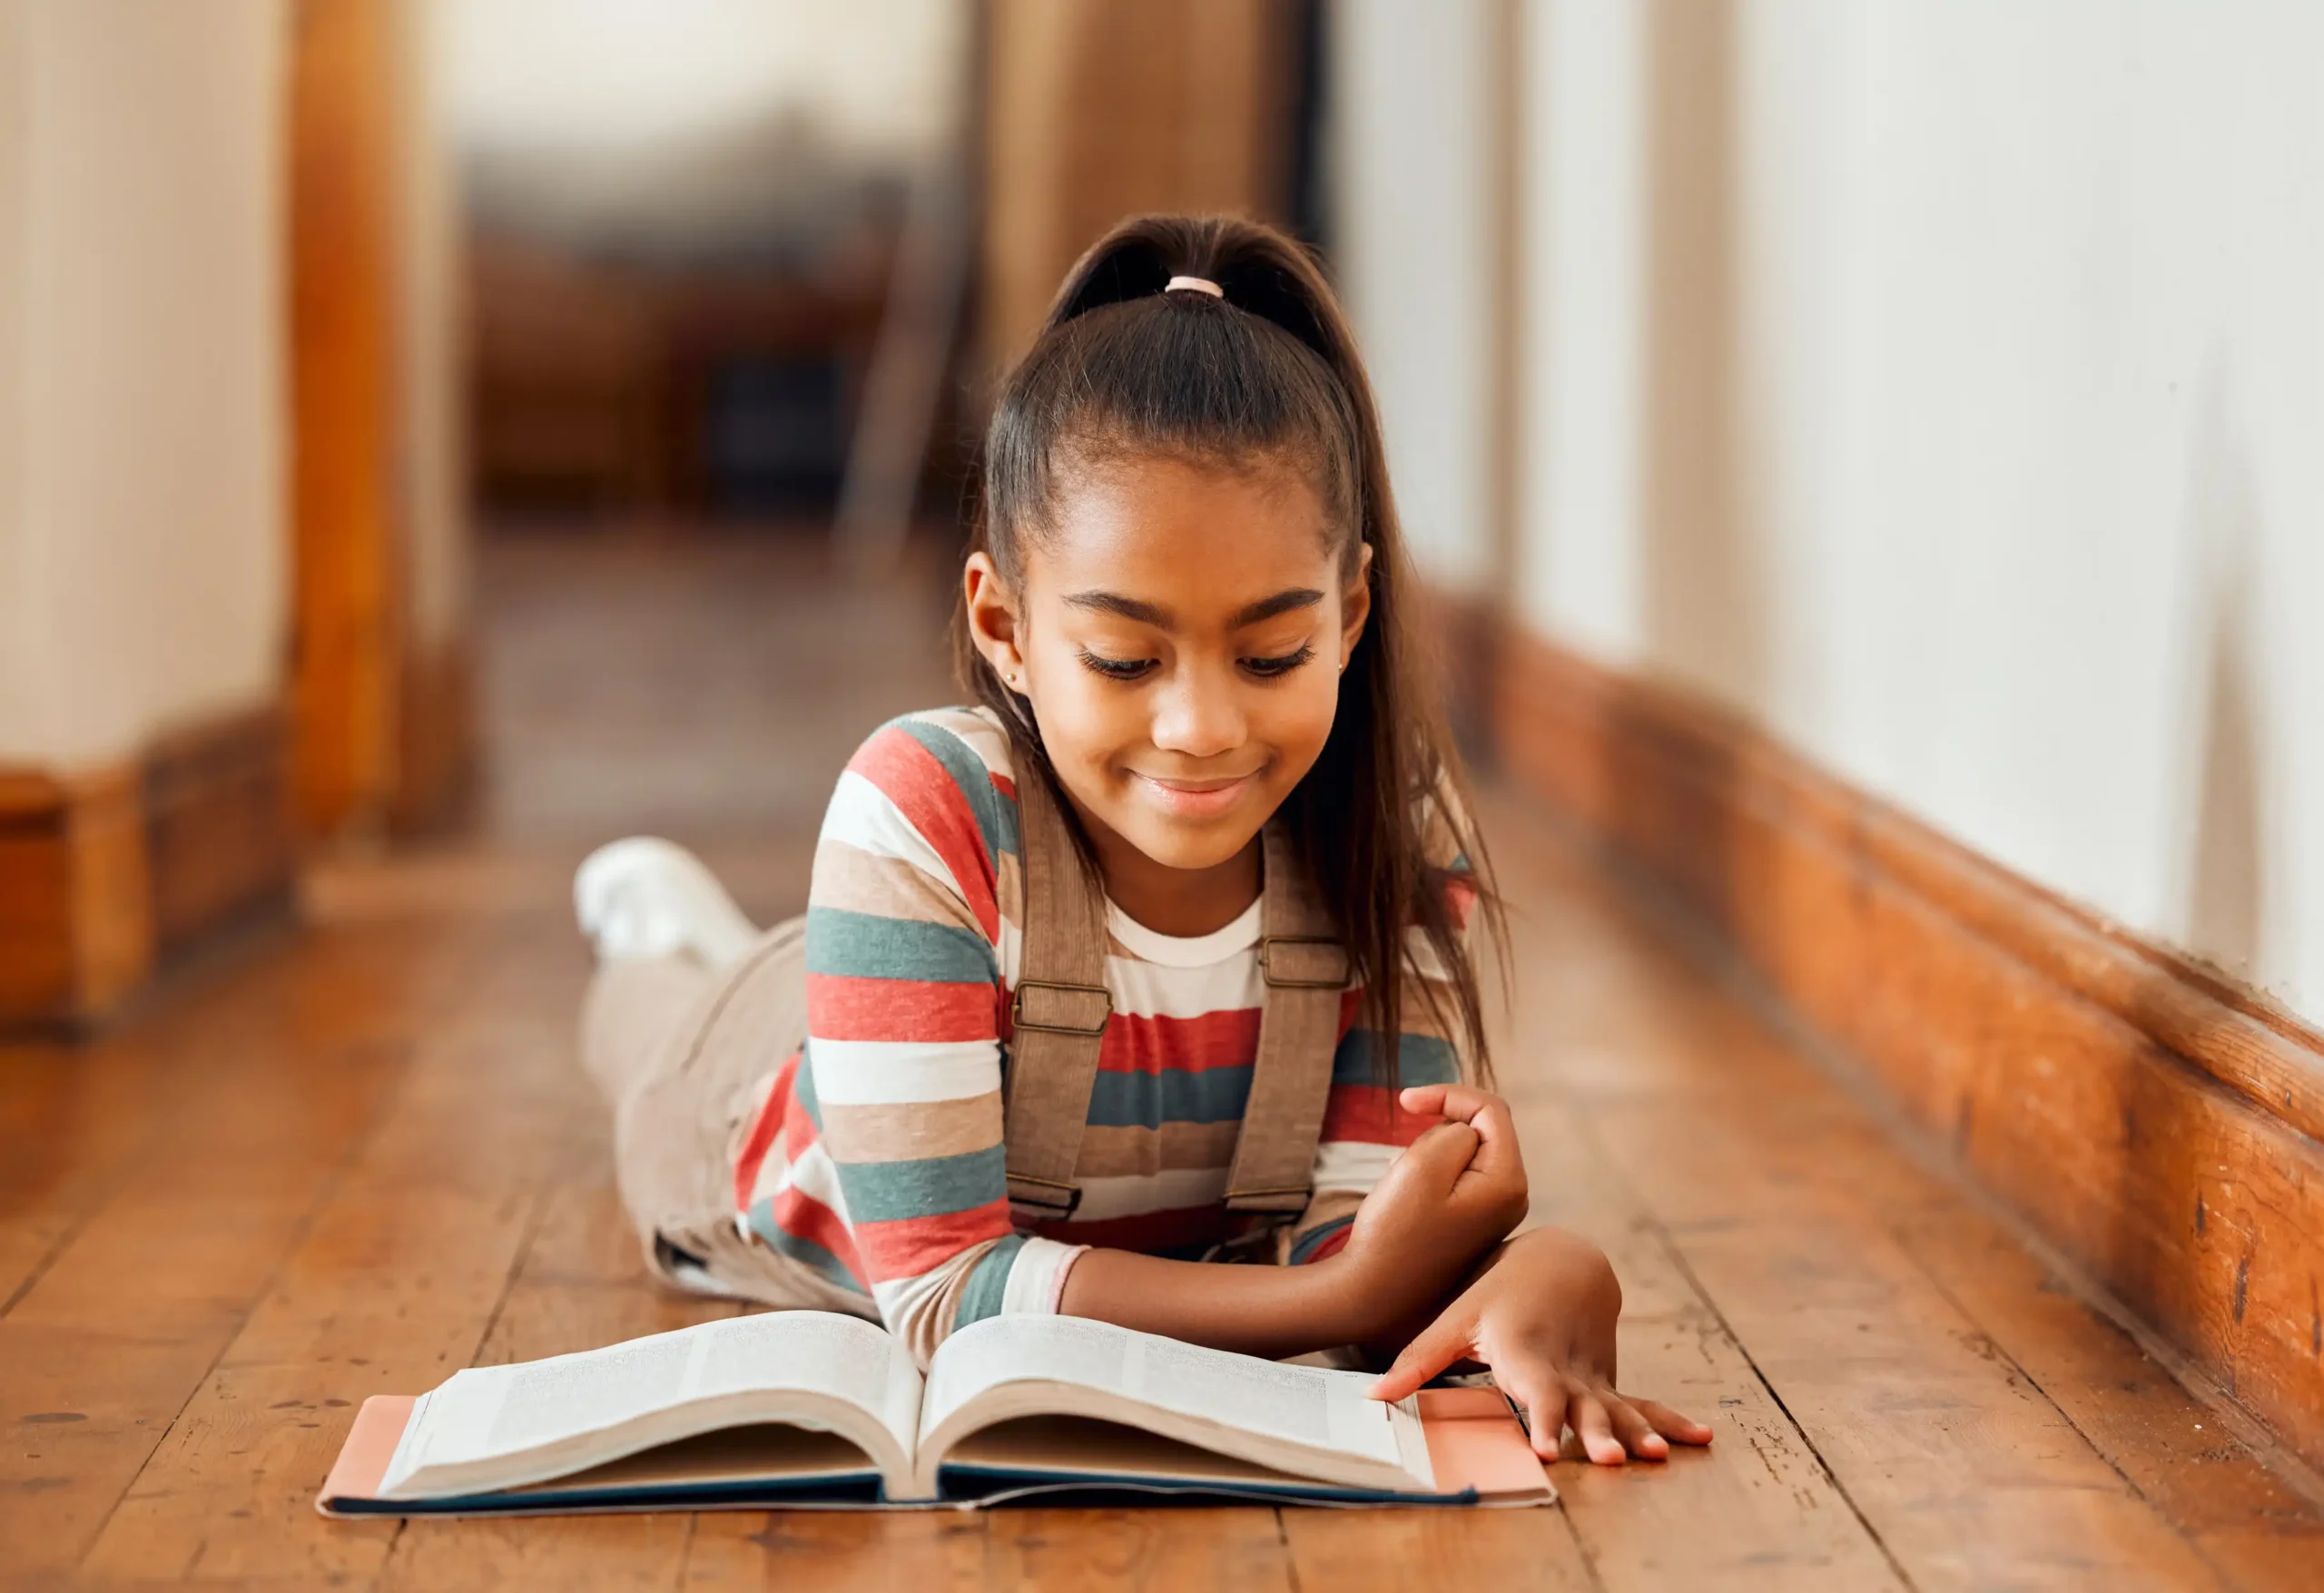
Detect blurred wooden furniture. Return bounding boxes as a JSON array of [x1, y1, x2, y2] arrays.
[[980, 0, 1305, 372], [289, 0, 471, 843]]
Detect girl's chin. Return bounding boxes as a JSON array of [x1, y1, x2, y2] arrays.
[[1112, 811, 1264, 874]]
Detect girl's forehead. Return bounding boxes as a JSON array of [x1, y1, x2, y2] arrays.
[[1029, 454, 1340, 604]]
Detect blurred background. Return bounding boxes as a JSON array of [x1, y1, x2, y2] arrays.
[[1, 0, 2319, 1031]]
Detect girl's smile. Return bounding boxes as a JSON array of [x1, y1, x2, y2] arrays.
[[1127, 764, 1269, 820]]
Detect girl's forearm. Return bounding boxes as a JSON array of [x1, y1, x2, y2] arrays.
[[1056, 1246, 1367, 1359]]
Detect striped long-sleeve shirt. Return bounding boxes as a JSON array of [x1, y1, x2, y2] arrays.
[[733, 706, 1475, 1365]]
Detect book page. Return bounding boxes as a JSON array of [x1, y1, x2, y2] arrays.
[[384, 1311, 919, 1488], [920, 1316, 1406, 1471]]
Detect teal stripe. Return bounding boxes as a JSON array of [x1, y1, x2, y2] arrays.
[[1086, 1065, 1254, 1128], [805, 907, 996, 985], [834, 1144, 1007, 1224], [1331, 1030, 1460, 1089], [744, 1200, 870, 1295], [1287, 1215, 1354, 1265], [954, 1234, 1025, 1328], [794, 1039, 824, 1130], [892, 716, 1019, 863]]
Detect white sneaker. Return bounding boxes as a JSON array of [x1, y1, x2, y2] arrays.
[[574, 837, 760, 969]]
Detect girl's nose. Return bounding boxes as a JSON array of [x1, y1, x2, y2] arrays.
[[1149, 665, 1246, 759]]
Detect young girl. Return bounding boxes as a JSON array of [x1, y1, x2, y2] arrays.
[[575, 214, 1709, 1466]]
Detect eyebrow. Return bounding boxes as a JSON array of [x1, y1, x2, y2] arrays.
[[1063, 588, 1324, 630]]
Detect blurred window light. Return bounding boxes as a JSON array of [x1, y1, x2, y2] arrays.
[[443, 0, 966, 256]]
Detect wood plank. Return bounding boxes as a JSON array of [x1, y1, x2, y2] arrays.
[[680, 1510, 990, 1593], [0, 931, 432, 1577], [74, 926, 569, 1585], [1278, 1508, 1596, 1592], [1509, 1105, 1909, 1591], [1894, 1204, 2324, 1591], [982, 1509, 1295, 1591]]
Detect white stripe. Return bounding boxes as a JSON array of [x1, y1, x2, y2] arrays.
[[995, 913, 1022, 987], [872, 1244, 986, 1366], [781, 1139, 852, 1220], [1066, 1166, 1231, 1223], [1309, 1140, 1402, 1194], [1100, 954, 1268, 1021], [809, 1037, 1000, 1105], [822, 771, 965, 899], [1002, 1236, 1083, 1314], [1400, 928, 1456, 984]]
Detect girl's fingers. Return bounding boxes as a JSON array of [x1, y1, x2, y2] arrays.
[[1399, 1086, 1524, 1182], [1600, 1394, 1670, 1460], [1395, 1120, 1483, 1193], [1631, 1396, 1716, 1446], [1365, 1309, 1477, 1404], [1500, 1373, 1565, 1460], [1568, 1391, 1627, 1466]]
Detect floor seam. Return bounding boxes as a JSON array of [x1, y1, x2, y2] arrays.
[[1561, 1092, 1922, 1593]]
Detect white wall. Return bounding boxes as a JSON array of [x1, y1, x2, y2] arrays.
[[1338, 0, 2324, 1018], [0, 1, 289, 770], [1328, 0, 1495, 595], [1724, 0, 2324, 1016]]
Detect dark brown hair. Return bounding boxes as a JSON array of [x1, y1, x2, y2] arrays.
[[952, 213, 1502, 1084]]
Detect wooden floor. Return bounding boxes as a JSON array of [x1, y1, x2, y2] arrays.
[[5, 529, 2320, 1590]]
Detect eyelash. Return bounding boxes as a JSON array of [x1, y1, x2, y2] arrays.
[[1075, 645, 1315, 683]]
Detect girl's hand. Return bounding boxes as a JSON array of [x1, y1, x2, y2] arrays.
[[1365, 1226, 1715, 1466], [1334, 1085, 1530, 1337]]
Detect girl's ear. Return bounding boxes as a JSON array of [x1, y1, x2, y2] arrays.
[[964, 552, 1029, 694], [1339, 543, 1374, 671]]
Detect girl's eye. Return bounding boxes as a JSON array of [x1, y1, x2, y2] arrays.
[[1076, 649, 1157, 682], [1241, 645, 1315, 679]]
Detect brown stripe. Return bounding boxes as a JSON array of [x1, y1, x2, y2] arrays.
[[812, 840, 983, 929], [819, 1092, 1002, 1164]]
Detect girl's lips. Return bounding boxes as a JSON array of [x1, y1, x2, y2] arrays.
[[1131, 770, 1260, 818]]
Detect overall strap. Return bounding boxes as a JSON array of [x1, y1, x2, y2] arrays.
[[1000, 762, 1112, 1224], [1224, 822, 1348, 1217]]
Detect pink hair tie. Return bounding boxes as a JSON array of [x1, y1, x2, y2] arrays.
[[1164, 275, 1224, 298]]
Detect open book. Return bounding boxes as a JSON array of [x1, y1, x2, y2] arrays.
[[317, 1311, 1553, 1513]]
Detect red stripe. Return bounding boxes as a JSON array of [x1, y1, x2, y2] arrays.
[[808, 971, 999, 1043], [848, 726, 1000, 942], [1444, 875, 1478, 930], [768, 1185, 866, 1281], [732, 1052, 796, 1209], [853, 1197, 1016, 1282], [1321, 1083, 1441, 1146], [1297, 1225, 1353, 1264], [1094, 1008, 1262, 1075]]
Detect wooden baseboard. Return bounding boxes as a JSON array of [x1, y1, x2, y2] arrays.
[[391, 634, 476, 834], [1489, 627, 2324, 1477], [2, 703, 295, 1031]]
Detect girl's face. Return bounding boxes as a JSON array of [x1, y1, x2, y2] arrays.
[[965, 453, 1371, 885]]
